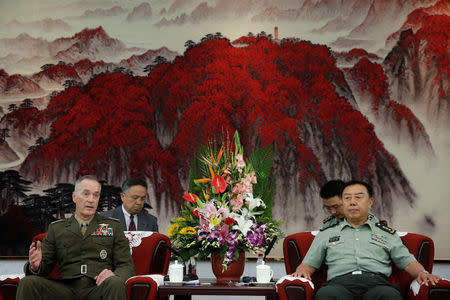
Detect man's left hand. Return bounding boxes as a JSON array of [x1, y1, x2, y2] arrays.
[[95, 269, 116, 286], [417, 271, 441, 286]]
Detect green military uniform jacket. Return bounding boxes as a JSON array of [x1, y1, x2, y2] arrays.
[[305, 216, 415, 281], [25, 213, 135, 281]]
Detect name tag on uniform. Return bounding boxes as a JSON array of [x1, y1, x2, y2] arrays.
[[91, 223, 114, 236], [329, 236, 340, 243]]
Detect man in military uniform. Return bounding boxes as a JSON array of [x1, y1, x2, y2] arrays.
[[293, 180, 441, 299], [320, 180, 346, 228], [320, 180, 380, 230], [16, 175, 136, 300]]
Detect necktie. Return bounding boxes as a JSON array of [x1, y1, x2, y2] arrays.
[[129, 215, 136, 231], [81, 224, 88, 235]]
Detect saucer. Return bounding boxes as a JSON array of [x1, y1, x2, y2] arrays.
[[252, 282, 275, 286], [165, 281, 185, 286]]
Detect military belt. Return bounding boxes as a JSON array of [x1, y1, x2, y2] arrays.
[[341, 270, 387, 280]]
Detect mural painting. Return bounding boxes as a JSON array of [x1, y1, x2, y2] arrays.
[[0, 0, 448, 259]]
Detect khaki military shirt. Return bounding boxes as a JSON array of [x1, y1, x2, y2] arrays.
[[321, 213, 379, 229], [304, 217, 416, 280], [25, 213, 135, 280]]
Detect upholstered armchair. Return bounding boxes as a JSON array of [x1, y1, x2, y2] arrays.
[[0, 231, 171, 300], [277, 232, 450, 300], [125, 231, 171, 300]]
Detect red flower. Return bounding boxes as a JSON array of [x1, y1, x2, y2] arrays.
[[183, 193, 200, 203], [224, 217, 235, 225], [211, 175, 227, 194], [192, 209, 199, 218]]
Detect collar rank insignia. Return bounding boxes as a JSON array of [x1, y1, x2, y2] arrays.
[[320, 220, 339, 231], [322, 215, 334, 223], [371, 233, 388, 245], [375, 222, 396, 234], [91, 223, 114, 236]]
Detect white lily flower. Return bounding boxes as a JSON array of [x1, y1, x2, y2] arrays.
[[230, 211, 254, 236], [244, 193, 265, 211]]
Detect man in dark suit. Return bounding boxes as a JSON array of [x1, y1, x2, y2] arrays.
[[102, 178, 158, 232], [16, 175, 135, 300]]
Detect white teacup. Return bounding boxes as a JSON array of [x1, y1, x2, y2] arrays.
[[168, 260, 184, 282], [256, 261, 273, 283]]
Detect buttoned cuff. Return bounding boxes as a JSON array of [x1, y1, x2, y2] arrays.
[[24, 262, 40, 275]]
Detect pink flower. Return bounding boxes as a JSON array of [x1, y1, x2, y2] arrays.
[[241, 176, 253, 193], [223, 166, 231, 175], [243, 181, 253, 193], [235, 154, 245, 172], [248, 171, 257, 184], [230, 194, 244, 211], [232, 183, 244, 194]]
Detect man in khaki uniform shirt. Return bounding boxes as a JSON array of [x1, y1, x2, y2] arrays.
[[16, 175, 136, 300], [293, 180, 441, 300], [320, 180, 379, 229]]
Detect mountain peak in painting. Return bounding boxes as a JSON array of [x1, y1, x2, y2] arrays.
[[0, 26, 148, 74], [0, 70, 42, 96], [126, 2, 153, 22], [385, 0, 449, 49], [54, 26, 129, 62]]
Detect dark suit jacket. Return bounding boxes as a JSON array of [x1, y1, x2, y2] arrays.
[[101, 206, 158, 232]]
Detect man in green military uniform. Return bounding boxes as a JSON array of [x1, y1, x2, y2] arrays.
[[16, 175, 136, 300], [320, 180, 380, 230], [293, 180, 441, 299], [321, 180, 346, 228]]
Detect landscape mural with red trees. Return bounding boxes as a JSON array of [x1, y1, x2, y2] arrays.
[[0, 0, 448, 258]]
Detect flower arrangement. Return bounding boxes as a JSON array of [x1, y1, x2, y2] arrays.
[[168, 131, 283, 268]]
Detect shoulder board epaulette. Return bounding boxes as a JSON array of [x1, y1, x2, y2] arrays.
[[375, 222, 396, 234], [103, 216, 120, 222], [320, 221, 339, 231], [50, 219, 65, 224], [322, 215, 334, 224]]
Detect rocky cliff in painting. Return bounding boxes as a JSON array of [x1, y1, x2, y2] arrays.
[[384, 15, 449, 128]]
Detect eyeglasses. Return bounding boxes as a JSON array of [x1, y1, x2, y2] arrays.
[[323, 204, 342, 213], [127, 195, 147, 202]]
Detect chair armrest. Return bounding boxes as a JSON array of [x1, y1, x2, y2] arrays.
[[276, 276, 315, 300], [0, 277, 22, 300], [408, 279, 450, 300], [126, 274, 165, 300]]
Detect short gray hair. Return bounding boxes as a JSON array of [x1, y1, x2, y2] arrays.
[[74, 175, 100, 193]]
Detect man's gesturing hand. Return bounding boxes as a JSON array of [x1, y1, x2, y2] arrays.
[[29, 241, 42, 273]]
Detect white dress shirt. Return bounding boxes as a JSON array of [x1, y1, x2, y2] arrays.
[[121, 205, 139, 230]]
